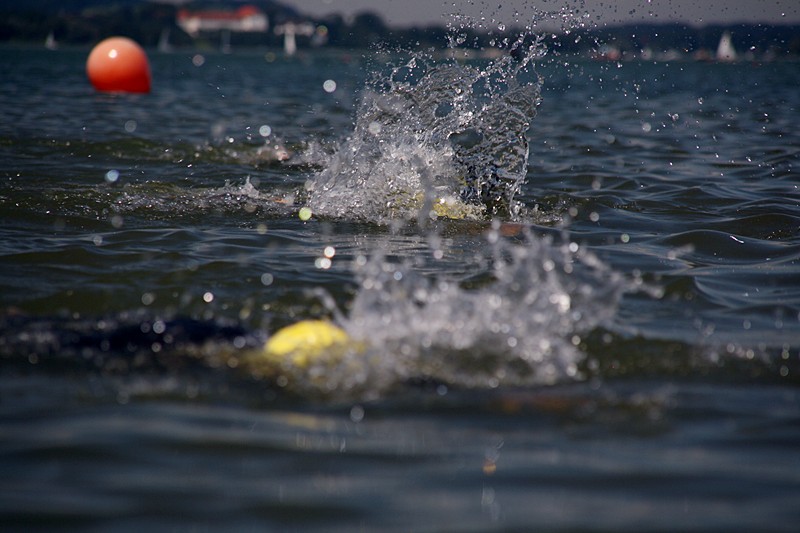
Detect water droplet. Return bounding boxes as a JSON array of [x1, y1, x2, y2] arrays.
[[349, 405, 365, 422], [314, 257, 332, 269]]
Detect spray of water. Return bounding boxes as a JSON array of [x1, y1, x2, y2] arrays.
[[97, 8, 633, 400], [305, 31, 545, 222], [279, 12, 633, 398], [275, 225, 630, 398]]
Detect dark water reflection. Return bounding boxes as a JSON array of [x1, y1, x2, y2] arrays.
[[3, 377, 798, 531]]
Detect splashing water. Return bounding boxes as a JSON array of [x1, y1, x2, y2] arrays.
[[306, 34, 545, 222], [111, 177, 296, 219], [287, 20, 632, 397], [280, 226, 630, 398], [4, 12, 635, 401]]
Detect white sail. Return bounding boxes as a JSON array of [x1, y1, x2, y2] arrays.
[[45, 31, 57, 50], [158, 28, 172, 52], [716, 31, 737, 62]]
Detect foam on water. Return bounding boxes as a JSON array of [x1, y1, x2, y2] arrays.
[[305, 33, 545, 222], [111, 177, 296, 218]]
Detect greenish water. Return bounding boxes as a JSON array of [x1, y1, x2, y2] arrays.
[[1, 42, 799, 531]]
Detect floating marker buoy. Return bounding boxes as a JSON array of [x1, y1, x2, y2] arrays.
[[86, 37, 151, 93]]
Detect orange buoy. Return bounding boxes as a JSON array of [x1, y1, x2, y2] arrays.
[[86, 37, 151, 94]]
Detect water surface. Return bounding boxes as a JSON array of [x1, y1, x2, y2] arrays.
[[1, 41, 799, 531]]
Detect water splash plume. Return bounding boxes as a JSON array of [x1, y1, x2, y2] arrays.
[[276, 226, 629, 398], [306, 33, 545, 222]]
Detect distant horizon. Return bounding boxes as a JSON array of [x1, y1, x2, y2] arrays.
[[2, 0, 798, 55], [282, 0, 800, 29], [2, 0, 798, 29]]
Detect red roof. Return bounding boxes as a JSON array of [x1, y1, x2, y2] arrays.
[[178, 5, 264, 22]]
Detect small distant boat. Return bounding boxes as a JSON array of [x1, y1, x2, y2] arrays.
[[274, 22, 315, 57], [45, 31, 58, 50], [221, 29, 232, 54], [716, 31, 737, 62], [158, 28, 172, 53]]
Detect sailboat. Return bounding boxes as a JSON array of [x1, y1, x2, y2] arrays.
[[45, 31, 57, 50], [158, 28, 172, 53], [274, 22, 315, 57], [716, 31, 737, 62], [221, 29, 232, 54]]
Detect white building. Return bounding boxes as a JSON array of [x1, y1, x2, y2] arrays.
[[177, 5, 268, 37]]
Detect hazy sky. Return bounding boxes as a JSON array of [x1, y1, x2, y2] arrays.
[[282, 0, 800, 28]]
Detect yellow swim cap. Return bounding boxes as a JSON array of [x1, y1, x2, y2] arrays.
[[386, 190, 482, 220], [234, 319, 370, 394], [430, 196, 483, 220], [261, 320, 353, 369]]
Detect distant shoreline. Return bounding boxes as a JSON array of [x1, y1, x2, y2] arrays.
[[2, 1, 799, 59]]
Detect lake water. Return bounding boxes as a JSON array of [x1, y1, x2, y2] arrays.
[[1, 38, 799, 532]]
